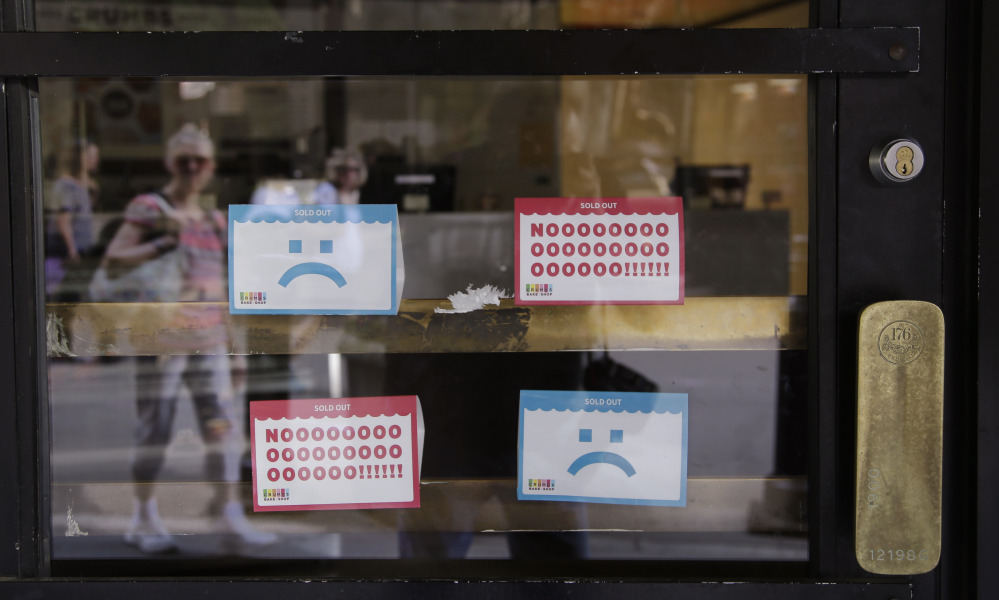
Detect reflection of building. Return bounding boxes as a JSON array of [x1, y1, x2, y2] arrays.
[[34, 1, 291, 31], [41, 74, 809, 293], [78, 79, 162, 145]]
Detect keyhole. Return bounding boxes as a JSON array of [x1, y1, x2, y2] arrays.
[[895, 146, 915, 177]]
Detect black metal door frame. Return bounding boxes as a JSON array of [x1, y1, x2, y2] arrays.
[[976, 0, 999, 595], [826, 3, 975, 599], [0, 0, 989, 597]]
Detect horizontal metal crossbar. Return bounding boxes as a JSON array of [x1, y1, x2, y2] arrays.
[[0, 28, 918, 77]]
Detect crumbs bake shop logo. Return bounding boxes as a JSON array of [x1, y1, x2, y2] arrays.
[[240, 292, 267, 304], [525, 284, 553, 297], [262, 488, 290, 502], [528, 478, 555, 491]]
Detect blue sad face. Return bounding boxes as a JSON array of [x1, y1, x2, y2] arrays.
[[278, 239, 347, 288], [567, 428, 636, 477]]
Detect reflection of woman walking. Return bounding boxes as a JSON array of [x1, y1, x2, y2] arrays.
[[104, 124, 274, 553], [45, 139, 99, 300]]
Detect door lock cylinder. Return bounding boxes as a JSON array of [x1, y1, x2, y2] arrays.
[[870, 138, 925, 184]]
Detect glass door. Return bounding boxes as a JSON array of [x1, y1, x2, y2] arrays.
[[39, 73, 808, 575], [0, 0, 978, 597]]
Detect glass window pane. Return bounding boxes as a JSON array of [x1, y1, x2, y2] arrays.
[[33, 0, 807, 32], [42, 73, 807, 576]]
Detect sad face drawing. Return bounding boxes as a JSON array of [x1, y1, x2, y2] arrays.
[[567, 427, 636, 477], [278, 239, 347, 288]]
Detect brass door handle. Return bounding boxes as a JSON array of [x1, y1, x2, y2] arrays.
[[855, 301, 944, 575]]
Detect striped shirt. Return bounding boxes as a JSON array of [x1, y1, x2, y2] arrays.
[[124, 193, 228, 351]]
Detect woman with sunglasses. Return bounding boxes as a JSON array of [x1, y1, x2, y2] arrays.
[[104, 124, 275, 553], [315, 147, 367, 205]]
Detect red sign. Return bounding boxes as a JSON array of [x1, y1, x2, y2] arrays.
[[250, 396, 421, 511], [515, 197, 685, 305]]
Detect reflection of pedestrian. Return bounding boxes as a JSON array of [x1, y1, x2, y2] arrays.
[[45, 138, 99, 300], [104, 124, 274, 553], [315, 148, 366, 205]]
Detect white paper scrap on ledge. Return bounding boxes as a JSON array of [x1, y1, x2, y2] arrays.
[[435, 284, 510, 314]]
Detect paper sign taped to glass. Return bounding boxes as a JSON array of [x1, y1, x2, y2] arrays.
[[515, 197, 684, 305], [250, 396, 424, 512], [228, 204, 404, 314], [518, 390, 688, 506]]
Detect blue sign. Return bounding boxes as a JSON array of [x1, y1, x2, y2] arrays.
[[518, 390, 688, 506], [229, 204, 401, 315]]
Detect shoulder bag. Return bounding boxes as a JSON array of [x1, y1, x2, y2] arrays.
[[87, 194, 186, 303]]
